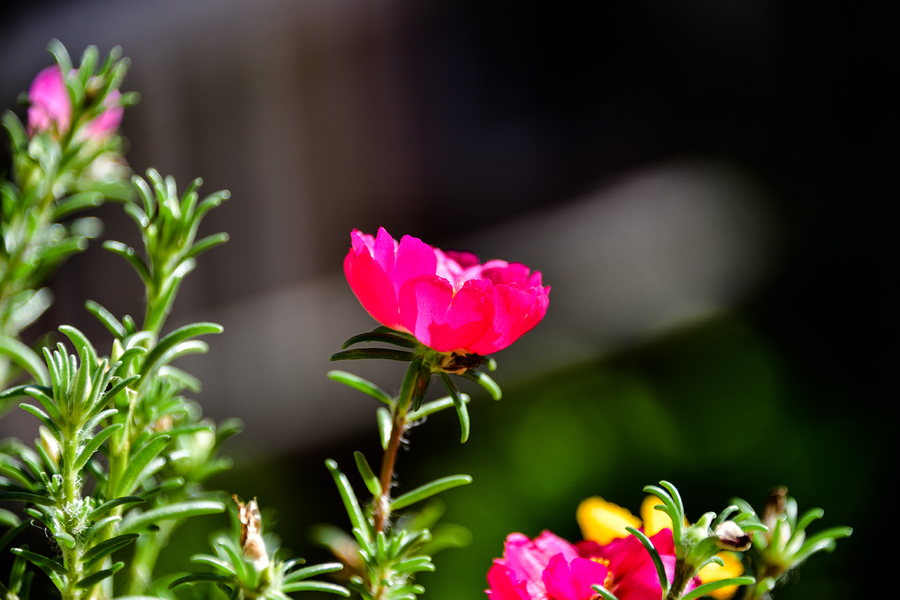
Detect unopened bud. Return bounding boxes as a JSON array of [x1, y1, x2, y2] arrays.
[[235, 496, 269, 569], [763, 486, 788, 542], [714, 521, 751, 552]]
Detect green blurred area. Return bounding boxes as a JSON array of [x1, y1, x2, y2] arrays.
[[177, 312, 869, 599]]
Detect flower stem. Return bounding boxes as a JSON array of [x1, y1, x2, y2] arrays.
[[666, 561, 694, 600], [60, 425, 84, 600], [372, 357, 425, 534], [375, 410, 406, 534]]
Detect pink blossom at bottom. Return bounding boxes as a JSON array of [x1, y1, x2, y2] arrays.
[[486, 531, 607, 600], [487, 529, 698, 600]]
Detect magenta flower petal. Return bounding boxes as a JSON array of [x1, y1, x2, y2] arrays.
[[372, 227, 398, 274], [481, 260, 532, 286], [543, 554, 610, 600], [84, 89, 123, 138], [398, 276, 493, 352], [486, 561, 532, 600], [391, 233, 438, 293], [444, 249, 481, 269], [485, 531, 580, 600], [344, 241, 404, 330], [468, 280, 550, 356]]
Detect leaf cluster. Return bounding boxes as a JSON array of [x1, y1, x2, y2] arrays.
[[0, 322, 229, 598], [170, 501, 349, 600], [104, 168, 228, 336], [322, 454, 471, 599], [731, 491, 852, 600]]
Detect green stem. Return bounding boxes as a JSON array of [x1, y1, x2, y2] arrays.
[[666, 560, 695, 600], [372, 359, 424, 535], [143, 279, 168, 337], [60, 426, 84, 600], [369, 359, 428, 600]]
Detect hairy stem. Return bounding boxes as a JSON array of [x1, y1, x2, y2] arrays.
[[60, 426, 84, 600], [374, 411, 406, 534]]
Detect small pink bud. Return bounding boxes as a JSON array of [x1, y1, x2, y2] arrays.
[[27, 65, 123, 140], [28, 66, 71, 135]]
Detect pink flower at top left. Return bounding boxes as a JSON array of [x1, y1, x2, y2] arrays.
[[28, 65, 122, 139]]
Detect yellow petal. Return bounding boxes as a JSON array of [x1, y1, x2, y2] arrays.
[[577, 497, 642, 545], [698, 551, 744, 600], [640, 495, 673, 536]]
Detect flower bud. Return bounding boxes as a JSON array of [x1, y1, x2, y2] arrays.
[[714, 521, 751, 552], [235, 496, 269, 570], [27, 65, 123, 140], [762, 486, 789, 544]]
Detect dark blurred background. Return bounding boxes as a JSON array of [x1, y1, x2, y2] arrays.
[[1, 0, 891, 598]]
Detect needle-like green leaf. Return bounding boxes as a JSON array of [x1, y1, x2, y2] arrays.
[[391, 475, 473, 511]]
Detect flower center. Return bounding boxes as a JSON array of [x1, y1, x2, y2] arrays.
[[590, 557, 615, 591]]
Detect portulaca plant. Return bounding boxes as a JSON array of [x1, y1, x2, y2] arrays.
[[0, 41, 850, 600], [0, 42, 346, 600]]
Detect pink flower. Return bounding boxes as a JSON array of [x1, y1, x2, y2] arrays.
[[578, 529, 700, 600], [27, 65, 122, 139], [486, 531, 608, 600], [344, 227, 549, 355]]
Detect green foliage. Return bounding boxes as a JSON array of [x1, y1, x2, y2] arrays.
[[732, 489, 852, 600], [103, 168, 229, 336], [169, 499, 349, 599], [0, 324, 229, 598], [635, 480, 764, 600], [324, 332, 486, 600]]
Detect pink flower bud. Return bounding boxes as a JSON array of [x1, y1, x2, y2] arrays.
[[27, 66, 71, 135], [27, 65, 123, 139], [344, 227, 550, 356]]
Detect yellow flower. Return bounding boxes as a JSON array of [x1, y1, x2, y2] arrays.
[[698, 552, 744, 600], [576, 496, 642, 544], [577, 495, 678, 544], [577, 495, 744, 600]]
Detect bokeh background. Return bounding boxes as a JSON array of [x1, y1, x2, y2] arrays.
[[1, 0, 890, 598]]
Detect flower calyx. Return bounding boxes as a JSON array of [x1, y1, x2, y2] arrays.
[[436, 350, 484, 375]]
